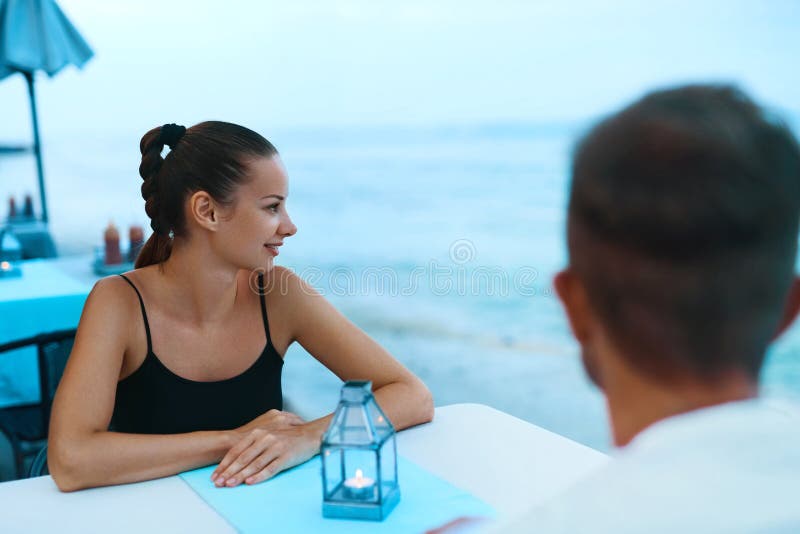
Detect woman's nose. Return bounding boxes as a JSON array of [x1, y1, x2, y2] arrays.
[[281, 214, 297, 237]]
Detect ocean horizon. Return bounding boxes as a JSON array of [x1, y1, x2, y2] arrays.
[[2, 119, 800, 451]]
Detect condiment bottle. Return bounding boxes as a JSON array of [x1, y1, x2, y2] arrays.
[[104, 222, 123, 265], [128, 225, 144, 263]]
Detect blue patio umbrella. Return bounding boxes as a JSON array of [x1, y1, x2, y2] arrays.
[[0, 0, 93, 224]]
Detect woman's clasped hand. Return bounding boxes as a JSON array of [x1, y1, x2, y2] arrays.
[[211, 409, 323, 487]]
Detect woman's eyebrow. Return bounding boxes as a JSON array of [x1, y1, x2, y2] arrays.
[[260, 194, 285, 200]]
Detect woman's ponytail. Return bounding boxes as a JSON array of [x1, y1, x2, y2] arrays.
[[134, 232, 172, 268], [135, 125, 174, 268]]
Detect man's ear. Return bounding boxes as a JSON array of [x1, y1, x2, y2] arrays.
[[773, 276, 800, 340], [554, 268, 593, 344], [188, 191, 219, 232]]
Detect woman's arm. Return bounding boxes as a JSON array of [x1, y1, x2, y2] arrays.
[[287, 272, 435, 433], [48, 277, 239, 491], [212, 267, 434, 487]]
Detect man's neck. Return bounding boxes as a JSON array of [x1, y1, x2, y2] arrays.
[[605, 367, 758, 448]]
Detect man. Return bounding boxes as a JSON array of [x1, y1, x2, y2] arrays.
[[442, 85, 800, 533]]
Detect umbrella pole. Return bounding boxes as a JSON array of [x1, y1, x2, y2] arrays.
[[23, 71, 48, 224]]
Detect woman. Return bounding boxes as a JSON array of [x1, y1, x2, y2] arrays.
[[48, 122, 434, 491]]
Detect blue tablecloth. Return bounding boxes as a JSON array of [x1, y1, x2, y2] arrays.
[[180, 455, 495, 533], [0, 260, 93, 407]]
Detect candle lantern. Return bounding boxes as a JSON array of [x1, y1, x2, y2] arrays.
[[321, 380, 400, 521]]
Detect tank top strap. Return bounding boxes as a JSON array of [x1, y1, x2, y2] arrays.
[[118, 274, 153, 355], [257, 273, 273, 347]]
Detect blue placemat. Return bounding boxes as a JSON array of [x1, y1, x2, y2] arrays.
[[180, 455, 495, 533]]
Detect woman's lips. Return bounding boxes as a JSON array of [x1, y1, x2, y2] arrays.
[[264, 244, 279, 257]]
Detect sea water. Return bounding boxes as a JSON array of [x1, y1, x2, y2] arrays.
[[3, 121, 799, 451]]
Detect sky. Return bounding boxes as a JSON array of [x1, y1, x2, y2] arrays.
[[0, 0, 798, 141]]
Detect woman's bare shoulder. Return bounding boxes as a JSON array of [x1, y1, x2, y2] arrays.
[[262, 266, 319, 300], [84, 273, 143, 323], [91, 273, 135, 299]]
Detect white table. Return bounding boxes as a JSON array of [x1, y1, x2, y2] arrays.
[[0, 403, 608, 533]]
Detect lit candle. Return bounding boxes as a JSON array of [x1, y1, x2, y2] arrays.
[[0, 260, 20, 278], [343, 469, 376, 500]]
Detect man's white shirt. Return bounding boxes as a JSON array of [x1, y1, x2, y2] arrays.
[[494, 398, 800, 533]]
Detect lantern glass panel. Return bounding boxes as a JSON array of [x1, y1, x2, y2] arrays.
[[322, 447, 343, 496], [342, 404, 373, 444], [367, 401, 393, 435], [379, 437, 397, 493]]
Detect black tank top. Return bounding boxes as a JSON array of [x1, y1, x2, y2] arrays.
[[111, 273, 283, 434]]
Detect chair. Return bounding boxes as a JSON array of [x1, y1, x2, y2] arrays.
[[28, 443, 48, 477], [0, 328, 76, 480]]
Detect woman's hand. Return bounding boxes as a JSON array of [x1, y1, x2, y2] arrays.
[[234, 408, 305, 436], [211, 411, 323, 487]]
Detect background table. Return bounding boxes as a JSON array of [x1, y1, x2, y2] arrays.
[[0, 257, 94, 407], [0, 403, 609, 533]]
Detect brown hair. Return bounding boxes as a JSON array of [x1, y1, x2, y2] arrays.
[[568, 85, 800, 383], [135, 121, 278, 268]]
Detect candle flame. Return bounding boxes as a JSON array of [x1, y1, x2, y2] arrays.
[[355, 469, 363, 480], [0, 261, 9, 270]]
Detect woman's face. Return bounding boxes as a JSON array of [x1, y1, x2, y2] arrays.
[[216, 155, 297, 272]]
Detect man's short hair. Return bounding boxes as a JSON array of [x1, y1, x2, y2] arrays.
[[568, 85, 800, 382]]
